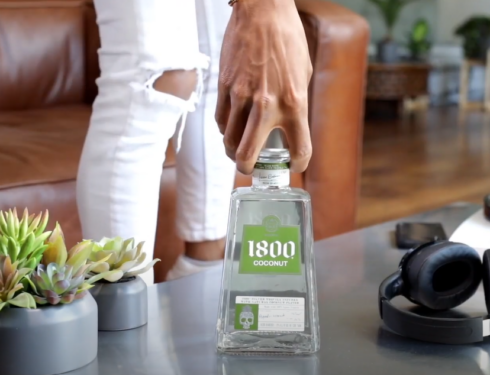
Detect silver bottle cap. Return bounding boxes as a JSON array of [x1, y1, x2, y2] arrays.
[[264, 128, 287, 150]]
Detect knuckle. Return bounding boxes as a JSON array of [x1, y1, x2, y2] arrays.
[[231, 86, 251, 101], [218, 69, 234, 89], [236, 147, 256, 163], [237, 166, 252, 175], [290, 89, 307, 105], [223, 134, 238, 151], [283, 90, 308, 112], [294, 144, 312, 160], [254, 94, 275, 110], [225, 147, 236, 162], [236, 158, 253, 175], [215, 114, 227, 131]]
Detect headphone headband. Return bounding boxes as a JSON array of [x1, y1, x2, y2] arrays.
[[379, 270, 487, 344]]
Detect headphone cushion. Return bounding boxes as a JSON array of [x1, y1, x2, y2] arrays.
[[482, 250, 490, 314], [405, 241, 482, 310]]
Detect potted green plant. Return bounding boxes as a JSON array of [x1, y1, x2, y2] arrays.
[[368, 0, 417, 63], [406, 18, 431, 61], [0, 208, 51, 271], [0, 209, 112, 375], [87, 236, 160, 331], [455, 16, 490, 61]]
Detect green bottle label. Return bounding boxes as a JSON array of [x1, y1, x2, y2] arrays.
[[254, 162, 289, 170], [239, 215, 301, 275]]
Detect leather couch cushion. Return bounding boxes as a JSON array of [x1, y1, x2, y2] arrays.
[[0, 105, 176, 191], [0, 105, 92, 250], [0, 1, 87, 110], [0, 106, 90, 189], [0, 105, 177, 260]]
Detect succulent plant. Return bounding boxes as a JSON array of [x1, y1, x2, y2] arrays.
[[0, 255, 36, 311], [89, 237, 160, 282], [29, 224, 114, 305], [0, 208, 51, 270], [31, 262, 89, 305]]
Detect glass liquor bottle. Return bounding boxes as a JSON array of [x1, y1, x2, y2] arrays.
[[216, 129, 320, 354]]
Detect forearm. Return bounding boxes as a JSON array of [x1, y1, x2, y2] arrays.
[[232, 0, 297, 14]]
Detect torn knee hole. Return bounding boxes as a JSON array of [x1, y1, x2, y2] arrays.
[[151, 69, 198, 101]]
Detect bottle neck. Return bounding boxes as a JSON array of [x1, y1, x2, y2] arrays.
[[252, 149, 291, 189]]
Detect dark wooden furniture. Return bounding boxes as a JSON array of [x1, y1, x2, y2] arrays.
[[365, 62, 431, 119]]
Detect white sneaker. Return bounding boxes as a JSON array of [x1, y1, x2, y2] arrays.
[[165, 255, 222, 281]]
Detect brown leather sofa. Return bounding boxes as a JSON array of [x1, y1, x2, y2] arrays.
[[0, 0, 368, 282]]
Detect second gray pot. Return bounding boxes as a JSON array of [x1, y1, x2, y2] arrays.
[[89, 276, 148, 331]]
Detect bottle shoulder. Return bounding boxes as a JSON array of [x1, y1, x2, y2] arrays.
[[231, 186, 311, 201]]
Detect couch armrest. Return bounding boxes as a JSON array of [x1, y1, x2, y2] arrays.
[[296, 0, 369, 239]]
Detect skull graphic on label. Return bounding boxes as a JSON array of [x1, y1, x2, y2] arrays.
[[239, 305, 254, 329]]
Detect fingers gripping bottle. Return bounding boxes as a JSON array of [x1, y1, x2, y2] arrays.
[[216, 129, 320, 354]]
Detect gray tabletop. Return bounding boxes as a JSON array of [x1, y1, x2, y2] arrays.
[[73, 202, 490, 375]]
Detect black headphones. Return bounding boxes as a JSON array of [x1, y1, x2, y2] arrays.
[[379, 240, 490, 344]]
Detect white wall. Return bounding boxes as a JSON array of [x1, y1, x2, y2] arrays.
[[328, 0, 490, 45], [327, 0, 490, 106], [328, 0, 437, 43], [437, 0, 490, 44]]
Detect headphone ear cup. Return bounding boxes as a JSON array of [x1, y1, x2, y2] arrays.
[[482, 250, 490, 314], [403, 241, 482, 310]]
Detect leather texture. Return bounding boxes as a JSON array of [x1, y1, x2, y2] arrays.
[[297, 0, 369, 239], [0, 0, 369, 282]]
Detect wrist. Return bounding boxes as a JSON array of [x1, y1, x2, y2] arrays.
[[233, 0, 296, 12]]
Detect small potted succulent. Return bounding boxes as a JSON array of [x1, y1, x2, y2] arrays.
[[87, 236, 160, 331], [0, 209, 113, 375]]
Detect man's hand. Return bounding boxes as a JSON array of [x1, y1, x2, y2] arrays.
[[215, 0, 313, 175]]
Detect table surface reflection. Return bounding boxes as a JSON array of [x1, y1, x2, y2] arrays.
[[71, 202, 490, 375]]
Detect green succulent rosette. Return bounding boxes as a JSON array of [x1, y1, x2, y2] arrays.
[[29, 224, 114, 305], [0, 255, 36, 312], [0, 208, 51, 270], [89, 237, 160, 282]]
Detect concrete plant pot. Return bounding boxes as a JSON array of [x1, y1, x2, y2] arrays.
[[0, 293, 98, 375], [377, 40, 399, 63], [89, 276, 147, 331]]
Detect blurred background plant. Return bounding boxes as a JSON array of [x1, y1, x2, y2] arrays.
[[406, 18, 431, 61], [455, 16, 490, 61], [368, 0, 417, 40], [367, 0, 418, 62]]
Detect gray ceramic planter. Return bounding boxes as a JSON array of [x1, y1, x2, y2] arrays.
[[89, 276, 147, 331], [376, 40, 399, 63], [0, 294, 98, 375]]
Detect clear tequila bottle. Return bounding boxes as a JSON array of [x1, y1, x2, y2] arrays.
[[216, 129, 320, 354]]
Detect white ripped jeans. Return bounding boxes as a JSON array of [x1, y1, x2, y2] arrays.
[[76, 0, 236, 285]]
